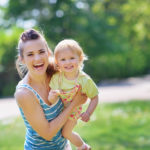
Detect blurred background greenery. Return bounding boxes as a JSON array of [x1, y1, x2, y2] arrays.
[[0, 0, 150, 97]]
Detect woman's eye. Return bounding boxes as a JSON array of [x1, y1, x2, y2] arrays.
[[40, 51, 45, 54], [27, 54, 33, 56], [61, 58, 65, 61]]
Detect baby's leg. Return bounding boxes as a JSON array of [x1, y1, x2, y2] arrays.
[[62, 119, 84, 147], [65, 141, 72, 150]]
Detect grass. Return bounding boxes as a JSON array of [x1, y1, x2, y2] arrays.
[[1, 100, 150, 150], [0, 117, 25, 150]]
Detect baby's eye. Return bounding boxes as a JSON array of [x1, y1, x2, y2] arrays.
[[70, 57, 75, 60]]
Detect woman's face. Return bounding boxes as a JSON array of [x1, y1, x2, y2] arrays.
[[22, 38, 50, 76]]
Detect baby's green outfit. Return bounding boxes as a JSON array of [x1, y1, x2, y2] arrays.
[[49, 71, 99, 120]]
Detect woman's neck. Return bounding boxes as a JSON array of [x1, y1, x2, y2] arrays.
[[25, 72, 51, 105], [27, 72, 50, 86]]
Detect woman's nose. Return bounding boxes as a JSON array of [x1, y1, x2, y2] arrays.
[[34, 54, 41, 60]]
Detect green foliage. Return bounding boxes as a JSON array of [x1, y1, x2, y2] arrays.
[[85, 50, 147, 82], [1, 101, 150, 150], [0, 27, 23, 97], [0, 0, 150, 96]]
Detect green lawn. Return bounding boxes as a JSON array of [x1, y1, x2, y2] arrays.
[[0, 100, 150, 150]]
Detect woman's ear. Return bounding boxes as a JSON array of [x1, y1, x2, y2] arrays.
[[47, 48, 53, 57], [18, 55, 25, 64], [48, 50, 51, 57]]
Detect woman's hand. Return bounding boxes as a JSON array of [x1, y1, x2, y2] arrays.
[[72, 86, 87, 107]]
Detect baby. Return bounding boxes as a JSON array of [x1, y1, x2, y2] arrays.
[[48, 39, 99, 150]]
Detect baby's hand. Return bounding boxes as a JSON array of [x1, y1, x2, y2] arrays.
[[48, 90, 60, 104], [80, 112, 90, 122]]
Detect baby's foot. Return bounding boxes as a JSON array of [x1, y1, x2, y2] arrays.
[[77, 143, 91, 150]]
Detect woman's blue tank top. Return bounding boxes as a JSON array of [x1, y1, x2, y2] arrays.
[[16, 84, 67, 150]]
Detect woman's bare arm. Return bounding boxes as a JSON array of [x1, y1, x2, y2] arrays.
[[15, 86, 87, 141], [49, 86, 87, 138]]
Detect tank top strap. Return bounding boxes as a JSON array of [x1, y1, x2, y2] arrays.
[[16, 84, 41, 103]]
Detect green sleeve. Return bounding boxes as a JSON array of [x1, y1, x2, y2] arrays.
[[49, 73, 59, 90], [82, 77, 99, 99]]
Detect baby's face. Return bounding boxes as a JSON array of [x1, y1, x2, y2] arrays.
[[55, 49, 81, 74]]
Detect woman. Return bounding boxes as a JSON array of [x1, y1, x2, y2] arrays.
[[15, 29, 87, 150]]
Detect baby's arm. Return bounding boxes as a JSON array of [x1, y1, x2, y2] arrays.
[[80, 95, 99, 122], [48, 89, 60, 104]]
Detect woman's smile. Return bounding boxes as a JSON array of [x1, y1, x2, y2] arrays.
[[33, 62, 45, 71], [22, 39, 49, 75]]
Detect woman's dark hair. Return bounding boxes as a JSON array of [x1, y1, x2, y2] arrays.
[[16, 29, 57, 78]]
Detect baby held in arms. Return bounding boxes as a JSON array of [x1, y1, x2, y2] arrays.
[[48, 39, 99, 150]]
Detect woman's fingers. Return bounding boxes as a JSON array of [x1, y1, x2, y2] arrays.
[[76, 85, 82, 95], [50, 90, 60, 96], [72, 85, 87, 107]]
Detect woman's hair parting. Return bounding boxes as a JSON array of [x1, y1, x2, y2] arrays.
[[16, 29, 56, 78], [54, 39, 88, 70]]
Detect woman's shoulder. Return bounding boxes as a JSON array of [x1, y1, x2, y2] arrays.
[[15, 81, 35, 107], [15, 87, 33, 104]]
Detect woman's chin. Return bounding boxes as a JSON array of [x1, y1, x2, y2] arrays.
[[33, 66, 47, 75]]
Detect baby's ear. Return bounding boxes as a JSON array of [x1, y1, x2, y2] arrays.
[[79, 55, 83, 62], [54, 63, 60, 70], [79, 56, 83, 64], [54, 58, 59, 65]]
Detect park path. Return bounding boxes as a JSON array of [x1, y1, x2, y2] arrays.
[[0, 75, 150, 120]]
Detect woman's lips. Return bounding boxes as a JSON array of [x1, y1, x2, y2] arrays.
[[33, 63, 44, 70]]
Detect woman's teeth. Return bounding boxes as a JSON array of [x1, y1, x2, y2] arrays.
[[34, 63, 44, 68]]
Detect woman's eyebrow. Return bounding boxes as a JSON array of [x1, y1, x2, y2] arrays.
[[39, 49, 45, 51], [26, 51, 33, 54], [26, 49, 45, 53]]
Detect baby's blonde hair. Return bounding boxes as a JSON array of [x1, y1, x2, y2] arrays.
[[54, 39, 87, 70]]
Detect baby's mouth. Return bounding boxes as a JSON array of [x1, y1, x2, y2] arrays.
[[65, 65, 73, 69]]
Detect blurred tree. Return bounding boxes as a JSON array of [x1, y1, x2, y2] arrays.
[[4, 0, 109, 55], [85, 0, 150, 81], [0, 27, 23, 97], [0, 0, 150, 96]]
